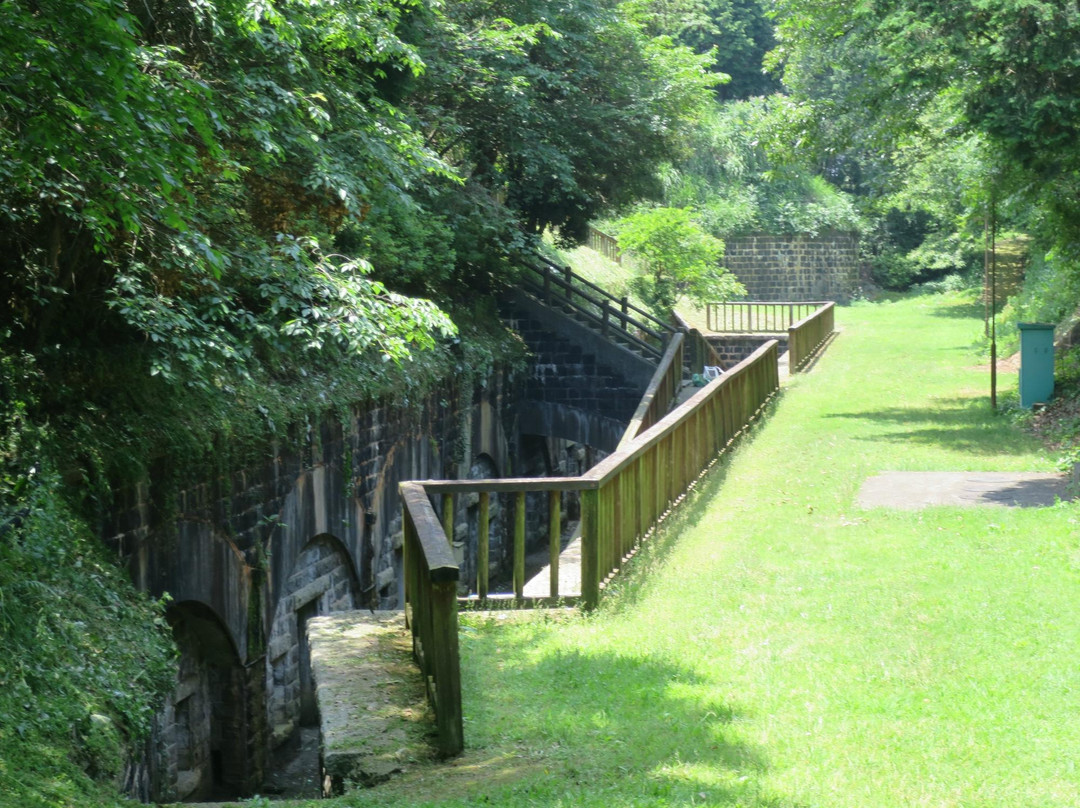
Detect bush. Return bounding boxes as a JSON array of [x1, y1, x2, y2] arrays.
[[0, 351, 176, 808]]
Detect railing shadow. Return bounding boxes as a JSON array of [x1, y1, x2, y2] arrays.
[[458, 622, 774, 803], [824, 399, 1042, 457]]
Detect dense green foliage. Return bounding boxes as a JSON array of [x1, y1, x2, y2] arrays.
[[0, 354, 175, 808], [658, 99, 863, 241], [769, 0, 1080, 292], [616, 206, 743, 313]]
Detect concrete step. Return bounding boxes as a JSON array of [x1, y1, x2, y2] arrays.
[[306, 611, 435, 796]]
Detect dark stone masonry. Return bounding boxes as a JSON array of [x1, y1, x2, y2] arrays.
[[724, 231, 860, 302], [105, 303, 651, 802]]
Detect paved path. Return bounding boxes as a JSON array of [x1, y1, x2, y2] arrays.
[[857, 471, 1074, 509], [307, 611, 432, 794]]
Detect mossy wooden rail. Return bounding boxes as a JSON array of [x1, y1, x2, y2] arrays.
[[400, 342, 780, 754], [400, 483, 463, 756], [787, 302, 835, 372]]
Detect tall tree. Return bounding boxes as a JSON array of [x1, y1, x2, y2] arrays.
[[407, 0, 717, 243]]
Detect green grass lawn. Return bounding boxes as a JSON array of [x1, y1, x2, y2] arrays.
[[335, 291, 1079, 808]]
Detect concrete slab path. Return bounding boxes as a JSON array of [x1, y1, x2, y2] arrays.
[[857, 471, 1074, 510], [306, 611, 433, 794]]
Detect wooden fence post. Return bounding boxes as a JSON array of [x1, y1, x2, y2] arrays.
[[548, 490, 560, 599], [581, 488, 600, 610], [430, 579, 463, 756], [478, 492, 489, 600], [514, 491, 526, 598]]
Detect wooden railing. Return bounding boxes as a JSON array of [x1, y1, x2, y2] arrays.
[[673, 311, 725, 378], [519, 256, 677, 359], [399, 342, 780, 753], [706, 302, 827, 333], [617, 333, 686, 450], [787, 302, 835, 372], [586, 225, 622, 264], [400, 484, 463, 756], [576, 340, 778, 608]]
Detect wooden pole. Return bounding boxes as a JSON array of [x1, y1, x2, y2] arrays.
[[513, 491, 526, 599], [477, 492, 489, 600], [548, 490, 560, 599], [441, 493, 453, 548], [581, 489, 599, 610]]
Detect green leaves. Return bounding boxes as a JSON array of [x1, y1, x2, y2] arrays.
[[617, 206, 743, 314]]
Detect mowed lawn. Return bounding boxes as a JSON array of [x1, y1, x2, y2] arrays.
[[344, 292, 1080, 808]]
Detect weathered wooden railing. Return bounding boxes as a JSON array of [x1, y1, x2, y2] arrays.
[[586, 225, 622, 264], [399, 342, 780, 753], [400, 483, 463, 756], [706, 301, 828, 333], [519, 256, 677, 359], [673, 311, 726, 379], [787, 301, 835, 372], [617, 333, 686, 450]]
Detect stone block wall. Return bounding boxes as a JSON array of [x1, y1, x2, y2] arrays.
[[708, 336, 788, 367], [724, 231, 860, 302], [266, 536, 357, 748], [107, 371, 517, 802]]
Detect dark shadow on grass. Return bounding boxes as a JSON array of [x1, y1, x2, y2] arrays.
[[825, 398, 1040, 457], [929, 300, 985, 320], [459, 623, 782, 806]]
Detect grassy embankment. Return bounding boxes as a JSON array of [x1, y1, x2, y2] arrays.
[[320, 289, 1080, 808]]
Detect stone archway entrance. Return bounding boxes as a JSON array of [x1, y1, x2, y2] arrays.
[[157, 601, 263, 802]]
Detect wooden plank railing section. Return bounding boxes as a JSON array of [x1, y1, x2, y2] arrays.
[[586, 225, 622, 264], [400, 483, 463, 756], [706, 301, 827, 333], [399, 342, 781, 754], [787, 302, 835, 372]]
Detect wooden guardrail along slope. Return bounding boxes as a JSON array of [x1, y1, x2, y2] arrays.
[[787, 302, 835, 372], [586, 225, 622, 264], [519, 255, 677, 359], [399, 340, 782, 756]]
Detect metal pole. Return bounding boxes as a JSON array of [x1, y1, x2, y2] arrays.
[[990, 195, 998, 412]]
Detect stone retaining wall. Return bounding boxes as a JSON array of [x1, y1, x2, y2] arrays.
[[725, 231, 860, 302]]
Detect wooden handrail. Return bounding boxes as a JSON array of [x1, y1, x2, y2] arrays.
[[518, 272, 667, 360], [523, 255, 677, 338], [787, 302, 835, 372], [617, 333, 685, 450], [407, 340, 779, 598], [398, 340, 782, 753], [400, 483, 463, 756], [706, 301, 831, 333]]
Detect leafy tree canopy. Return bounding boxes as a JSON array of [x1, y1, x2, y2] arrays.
[[617, 206, 744, 313]]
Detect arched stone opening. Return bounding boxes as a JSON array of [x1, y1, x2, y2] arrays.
[[156, 601, 263, 802], [265, 534, 359, 750], [456, 453, 503, 594]]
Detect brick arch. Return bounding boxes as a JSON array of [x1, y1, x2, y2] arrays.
[[264, 533, 359, 750], [155, 600, 263, 802]]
